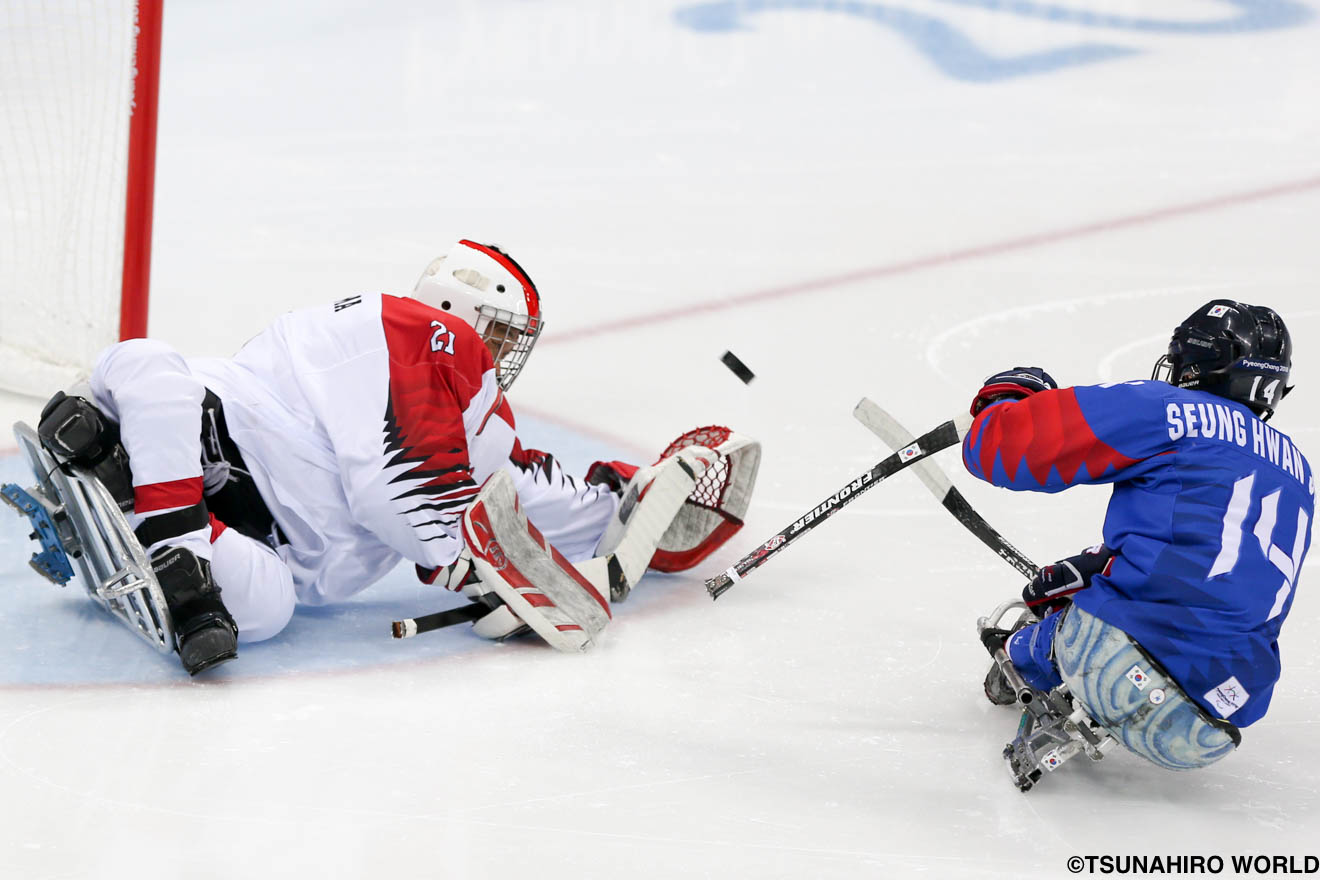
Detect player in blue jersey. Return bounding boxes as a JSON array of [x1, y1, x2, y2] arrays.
[[966, 300, 1310, 785]]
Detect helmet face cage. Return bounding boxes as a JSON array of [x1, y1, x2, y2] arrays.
[[476, 305, 543, 391], [1152, 300, 1292, 420]]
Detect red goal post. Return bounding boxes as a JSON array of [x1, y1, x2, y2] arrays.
[[0, 0, 162, 397]]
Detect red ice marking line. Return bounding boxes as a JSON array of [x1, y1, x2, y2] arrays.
[[542, 174, 1320, 346]]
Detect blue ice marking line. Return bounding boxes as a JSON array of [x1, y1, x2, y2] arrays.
[[924, 0, 1312, 35], [673, 1, 1312, 83], [673, 0, 1135, 81]]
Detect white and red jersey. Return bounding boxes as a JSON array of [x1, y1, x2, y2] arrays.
[[182, 293, 616, 610]]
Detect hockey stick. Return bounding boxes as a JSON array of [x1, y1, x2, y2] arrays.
[[391, 602, 487, 639], [852, 398, 1038, 579], [705, 410, 974, 599]]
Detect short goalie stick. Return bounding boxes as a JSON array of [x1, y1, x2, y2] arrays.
[[851, 398, 1038, 579], [704, 409, 974, 599], [391, 602, 487, 639]]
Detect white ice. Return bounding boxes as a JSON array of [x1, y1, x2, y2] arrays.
[[3, 1, 1320, 877]]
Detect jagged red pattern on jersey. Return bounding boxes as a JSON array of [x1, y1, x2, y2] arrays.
[[379, 295, 500, 500], [967, 389, 1139, 485]]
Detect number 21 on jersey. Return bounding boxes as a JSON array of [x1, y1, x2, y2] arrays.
[[430, 320, 455, 355]]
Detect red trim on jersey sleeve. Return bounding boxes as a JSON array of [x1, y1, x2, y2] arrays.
[[208, 513, 227, 543], [476, 388, 515, 436], [134, 477, 204, 513], [973, 389, 1140, 486]]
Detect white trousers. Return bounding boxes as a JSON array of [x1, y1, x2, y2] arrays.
[[90, 339, 296, 643]]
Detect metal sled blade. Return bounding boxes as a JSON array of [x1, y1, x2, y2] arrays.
[[8, 422, 175, 654], [976, 600, 1116, 790]]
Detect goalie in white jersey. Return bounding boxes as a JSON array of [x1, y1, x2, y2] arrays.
[[34, 241, 760, 674]]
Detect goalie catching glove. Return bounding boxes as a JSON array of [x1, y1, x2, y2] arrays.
[[590, 425, 761, 579]]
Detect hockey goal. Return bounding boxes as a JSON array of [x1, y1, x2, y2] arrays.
[[0, 0, 162, 397]]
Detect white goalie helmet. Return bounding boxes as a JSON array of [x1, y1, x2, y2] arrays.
[[412, 239, 544, 390]]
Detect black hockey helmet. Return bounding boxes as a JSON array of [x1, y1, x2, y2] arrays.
[[1152, 299, 1292, 420]]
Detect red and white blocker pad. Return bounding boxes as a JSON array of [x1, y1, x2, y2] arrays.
[[462, 470, 612, 653]]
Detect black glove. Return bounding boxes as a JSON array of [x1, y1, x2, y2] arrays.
[[1022, 544, 1114, 616], [970, 367, 1058, 416]]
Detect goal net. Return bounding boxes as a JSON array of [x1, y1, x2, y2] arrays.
[[0, 0, 160, 397]]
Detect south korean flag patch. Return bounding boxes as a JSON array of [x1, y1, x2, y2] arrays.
[[1207, 304, 1232, 318], [1125, 665, 1150, 691]]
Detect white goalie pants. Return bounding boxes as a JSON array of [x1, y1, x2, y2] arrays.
[[89, 339, 297, 642]]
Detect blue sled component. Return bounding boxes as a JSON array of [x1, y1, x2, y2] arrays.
[[1, 482, 75, 585]]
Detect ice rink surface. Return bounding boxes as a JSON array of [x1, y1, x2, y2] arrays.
[[3, 1, 1320, 876]]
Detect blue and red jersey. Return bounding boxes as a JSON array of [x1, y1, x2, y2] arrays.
[[963, 380, 1313, 726]]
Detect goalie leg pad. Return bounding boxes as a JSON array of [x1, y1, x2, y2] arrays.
[[462, 470, 612, 653]]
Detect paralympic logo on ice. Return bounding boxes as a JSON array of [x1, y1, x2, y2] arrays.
[[674, 0, 1313, 82]]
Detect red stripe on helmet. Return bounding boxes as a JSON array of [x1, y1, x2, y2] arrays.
[[458, 239, 540, 320]]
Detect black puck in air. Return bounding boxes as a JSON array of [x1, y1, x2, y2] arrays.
[[721, 351, 755, 384]]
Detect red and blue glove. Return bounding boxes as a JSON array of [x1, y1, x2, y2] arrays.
[[970, 366, 1058, 416], [1022, 544, 1114, 616]]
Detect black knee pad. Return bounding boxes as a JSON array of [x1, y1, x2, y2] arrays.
[[38, 391, 135, 509], [39, 391, 117, 463]]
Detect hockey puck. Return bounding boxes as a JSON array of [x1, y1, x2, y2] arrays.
[[721, 351, 755, 384]]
